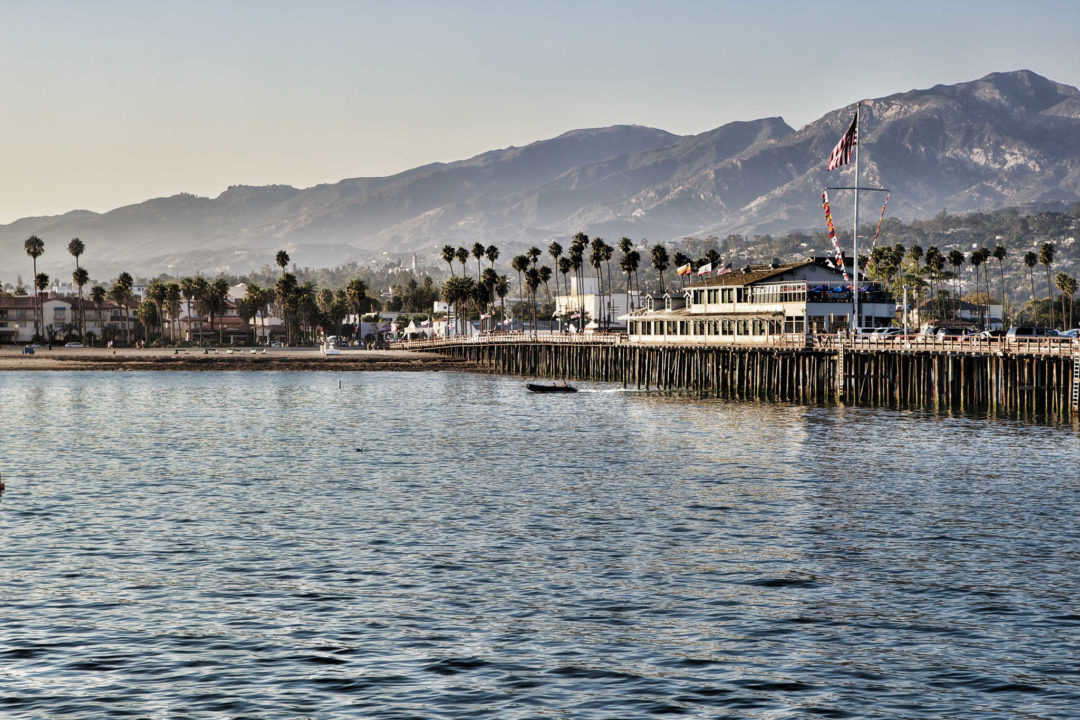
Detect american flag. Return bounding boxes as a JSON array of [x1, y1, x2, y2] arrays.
[[826, 113, 858, 171]]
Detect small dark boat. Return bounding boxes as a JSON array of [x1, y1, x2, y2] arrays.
[[526, 382, 578, 393]]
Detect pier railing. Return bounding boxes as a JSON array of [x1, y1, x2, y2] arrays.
[[394, 332, 1078, 356]]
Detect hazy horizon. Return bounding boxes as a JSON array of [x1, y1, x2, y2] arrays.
[[2, 0, 1077, 224]]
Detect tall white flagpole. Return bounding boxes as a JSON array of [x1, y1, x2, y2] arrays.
[[852, 102, 861, 329]]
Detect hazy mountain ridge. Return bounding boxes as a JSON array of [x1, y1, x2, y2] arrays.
[[3, 70, 1079, 281]]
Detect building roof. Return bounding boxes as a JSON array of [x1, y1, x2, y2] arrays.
[[0, 296, 38, 309], [689, 259, 841, 288]]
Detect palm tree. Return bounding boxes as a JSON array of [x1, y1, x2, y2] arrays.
[[600, 240, 614, 329], [525, 266, 541, 336], [276, 250, 290, 273], [947, 249, 964, 319], [455, 246, 469, 276], [1024, 251, 1038, 318], [494, 275, 510, 329], [180, 277, 199, 342], [480, 267, 498, 330], [619, 251, 637, 312], [923, 246, 943, 321], [34, 273, 49, 339], [135, 298, 158, 344], [471, 242, 486, 281], [557, 257, 572, 317], [212, 278, 230, 343], [1054, 273, 1075, 330], [72, 267, 89, 341], [90, 284, 107, 344], [441, 276, 474, 336], [275, 272, 298, 345], [68, 238, 85, 335], [1039, 242, 1055, 328], [969, 249, 985, 328], [526, 246, 541, 267], [236, 295, 259, 344], [441, 245, 457, 276], [993, 244, 1007, 325], [109, 272, 134, 344], [569, 234, 587, 327], [548, 241, 564, 295], [242, 283, 267, 344], [24, 235, 44, 337], [165, 282, 182, 342], [485, 244, 500, 270], [345, 278, 369, 324], [652, 244, 669, 295], [511, 255, 529, 330], [538, 265, 553, 311], [147, 280, 168, 342], [68, 237, 85, 267], [589, 238, 608, 329]]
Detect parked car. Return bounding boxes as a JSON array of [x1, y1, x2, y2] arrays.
[[870, 327, 906, 339], [1005, 326, 1064, 341], [976, 329, 1005, 338], [1061, 328, 1080, 338], [64, 342, 84, 348], [936, 327, 976, 339]]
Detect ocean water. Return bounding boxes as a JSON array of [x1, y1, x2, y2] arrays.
[[1, 370, 1078, 719]]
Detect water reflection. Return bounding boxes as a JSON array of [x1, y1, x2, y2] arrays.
[[0, 370, 1077, 719]]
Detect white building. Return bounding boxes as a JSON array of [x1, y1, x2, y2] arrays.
[[555, 276, 639, 331], [627, 259, 896, 345]]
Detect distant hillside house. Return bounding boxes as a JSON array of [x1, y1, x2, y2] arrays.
[[627, 259, 895, 345]]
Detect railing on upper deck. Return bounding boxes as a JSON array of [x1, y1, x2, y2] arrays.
[[393, 330, 1078, 356]]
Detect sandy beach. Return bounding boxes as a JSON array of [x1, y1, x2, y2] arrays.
[[0, 346, 464, 372]]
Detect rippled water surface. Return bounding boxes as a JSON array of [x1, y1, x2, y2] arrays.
[[1, 370, 1079, 718]]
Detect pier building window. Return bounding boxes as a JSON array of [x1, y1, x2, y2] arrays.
[[721, 288, 734, 303], [784, 315, 805, 333]]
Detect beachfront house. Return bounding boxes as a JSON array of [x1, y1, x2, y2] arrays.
[[626, 258, 896, 345]]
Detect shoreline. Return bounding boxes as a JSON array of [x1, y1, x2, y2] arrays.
[[0, 346, 465, 372]]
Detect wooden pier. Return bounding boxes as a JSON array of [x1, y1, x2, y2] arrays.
[[395, 334, 1080, 420]]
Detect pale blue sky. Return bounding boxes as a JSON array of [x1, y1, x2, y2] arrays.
[[1, 0, 1077, 223]]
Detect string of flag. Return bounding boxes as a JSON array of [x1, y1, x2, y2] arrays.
[[821, 190, 850, 282], [870, 193, 890, 252]]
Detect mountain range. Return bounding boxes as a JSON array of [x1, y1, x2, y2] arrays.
[[3, 69, 1079, 282]]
